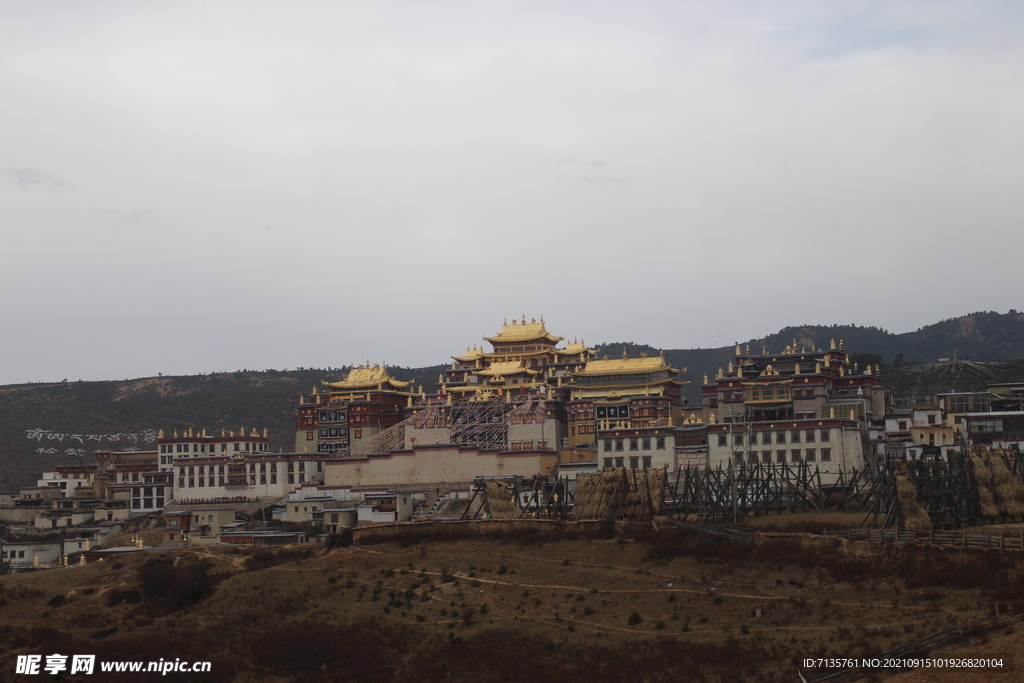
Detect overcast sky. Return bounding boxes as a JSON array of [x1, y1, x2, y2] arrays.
[[2, 1, 1022, 385]]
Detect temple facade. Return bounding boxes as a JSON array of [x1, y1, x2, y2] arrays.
[[696, 339, 883, 473], [566, 351, 687, 449], [443, 316, 593, 399], [294, 365, 415, 453]]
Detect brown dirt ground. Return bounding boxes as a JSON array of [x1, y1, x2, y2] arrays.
[[1, 528, 1021, 681]]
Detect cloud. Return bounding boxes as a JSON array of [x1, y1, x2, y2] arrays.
[[0, 1, 1021, 383], [10, 167, 74, 191]]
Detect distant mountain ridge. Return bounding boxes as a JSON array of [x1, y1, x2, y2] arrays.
[[1, 310, 1022, 492]]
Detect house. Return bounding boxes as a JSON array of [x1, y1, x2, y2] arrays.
[[357, 493, 415, 524], [0, 541, 63, 570]]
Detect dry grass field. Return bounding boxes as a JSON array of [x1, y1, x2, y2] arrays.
[[1, 522, 1022, 682]]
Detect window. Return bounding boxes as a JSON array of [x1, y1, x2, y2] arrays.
[[615, 440, 624, 452], [656, 437, 665, 449], [805, 430, 815, 442], [218, 476, 225, 486], [735, 434, 744, 446], [821, 448, 831, 462], [188, 478, 194, 488], [288, 474, 294, 484], [791, 431, 800, 443], [898, 421, 907, 431], [178, 478, 185, 489], [762, 451, 772, 463], [820, 430, 830, 442], [260, 475, 266, 485], [791, 449, 801, 462], [642, 438, 651, 450], [270, 474, 277, 484], [603, 458, 613, 469], [750, 433, 758, 445], [927, 414, 936, 425], [806, 449, 816, 462], [776, 432, 786, 444], [630, 456, 639, 469], [718, 435, 727, 447], [776, 451, 786, 463], [629, 439, 638, 451], [615, 457, 624, 468], [642, 456, 652, 468]]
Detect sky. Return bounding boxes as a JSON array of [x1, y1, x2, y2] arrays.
[[2, 1, 1023, 385]]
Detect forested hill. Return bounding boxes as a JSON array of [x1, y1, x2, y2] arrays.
[[0, 366, 445, 494], [598, 310, 1024, 390], [2, 310, 1023, 492]]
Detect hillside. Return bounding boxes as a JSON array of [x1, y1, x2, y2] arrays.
[[598, 310, 1024, 401], [2, 310, 1024, 491], [0, 366, 445, 493], [1, 524, 1021, 682]]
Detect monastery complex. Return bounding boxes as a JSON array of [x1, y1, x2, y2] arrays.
[[6, 317, 1024, 562]]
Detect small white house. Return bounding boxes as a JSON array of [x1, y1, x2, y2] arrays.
[[1, 541, 63, 569], [357, 493, 415, 523]]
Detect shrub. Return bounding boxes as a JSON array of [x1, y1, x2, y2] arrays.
[[627, 612, 642, 625]]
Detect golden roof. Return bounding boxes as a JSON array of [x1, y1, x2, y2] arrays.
[[574, 356, 677, 376], [573, 387, 667, 399], [321, 365, 412, 390], [484, 318, 563, 344], [476, 360, 540, 376], [554, 342, 593, 354], [452, 347, 484, 362]]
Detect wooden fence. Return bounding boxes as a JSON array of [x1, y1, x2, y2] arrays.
[[824, 527, 1024, 551]]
